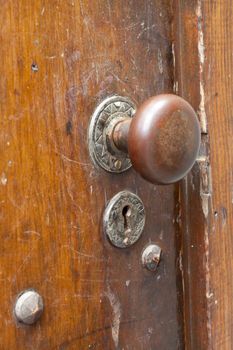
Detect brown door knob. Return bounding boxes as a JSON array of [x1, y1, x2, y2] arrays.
[[111, 94, 201, 184]]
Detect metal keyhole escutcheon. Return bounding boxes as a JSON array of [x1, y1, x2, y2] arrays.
[[103, 191, 145, 248]]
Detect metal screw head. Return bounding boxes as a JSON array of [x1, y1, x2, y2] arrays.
[[141, 244, 162, 272], [14, 290, 44, 325], [114, 159, 122, 170]]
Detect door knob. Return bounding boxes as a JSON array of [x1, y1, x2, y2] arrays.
[[89, 94, 201, 185]]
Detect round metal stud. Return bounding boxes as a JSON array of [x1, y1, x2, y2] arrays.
[[141, 244, 162, 272], [14, 289, 44, 325], [88, 95, 136, 173], [103, 190, 145, 248]]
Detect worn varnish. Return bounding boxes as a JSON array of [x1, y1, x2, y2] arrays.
[[175, 1, 233, 349], [0, 1, 184, 349]]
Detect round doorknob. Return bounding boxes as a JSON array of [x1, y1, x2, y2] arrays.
[[89, 94, 201, 185]]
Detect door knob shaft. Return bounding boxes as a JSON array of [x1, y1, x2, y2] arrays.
[[89, 94, 201, 185]]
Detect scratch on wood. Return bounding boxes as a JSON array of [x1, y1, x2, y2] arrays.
[[63, 245, 106, 262], [199, 159, 212, 219], [66, 50, 81, 65], [172, 42, 179, 93], [23, 230, 41, 237], [0, 172, 7, 186], [11, 246, 36, 286], [136, 24, 156, 39], [59, 153, 90, 167], [104, 189, 107, 204], [204, 224, 212, 346], [105, 285, 121, 349], [125, 280, 130, 287], [198, 152, 213, 346], [196, 0, 207, 133], [157, 48, 163, 74], [45, 55, 57, 60]]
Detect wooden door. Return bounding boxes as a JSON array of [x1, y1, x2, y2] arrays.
[[0, 1, 232, 350], [0, 1, 183, 349]]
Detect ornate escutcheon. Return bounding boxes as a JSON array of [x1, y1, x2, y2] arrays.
[[88, 95, 136, 173], [89, 94, 201, 184], [103, 190, 145, 248]]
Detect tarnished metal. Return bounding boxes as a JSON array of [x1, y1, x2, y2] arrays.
[[141, 244, 162, 272], [89, 94, 200, 184], [127, 94, 201, 184], [112, 117, 131, 153], [14, 290, 44, 325], [103, 190, 145, 248], [88, 95, 136, 173]]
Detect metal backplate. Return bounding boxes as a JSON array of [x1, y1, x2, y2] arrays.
[[103, 190, 145, 248], [88, 95, 136, 173]]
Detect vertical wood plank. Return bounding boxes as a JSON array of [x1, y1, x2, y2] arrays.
[[175, 0, 233, 348]]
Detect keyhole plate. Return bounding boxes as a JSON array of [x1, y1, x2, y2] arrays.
[[103, 190, 145, 248]]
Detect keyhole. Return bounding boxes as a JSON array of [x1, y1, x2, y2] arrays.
[[122, 205, 131, 244]]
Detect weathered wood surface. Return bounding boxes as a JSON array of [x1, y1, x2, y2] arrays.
[[0, 1, 184, 349], [175, 1, 233, 349]]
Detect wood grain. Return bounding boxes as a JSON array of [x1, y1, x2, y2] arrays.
[[0, 1, 184, 349], [175, 1, 233, 349]]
